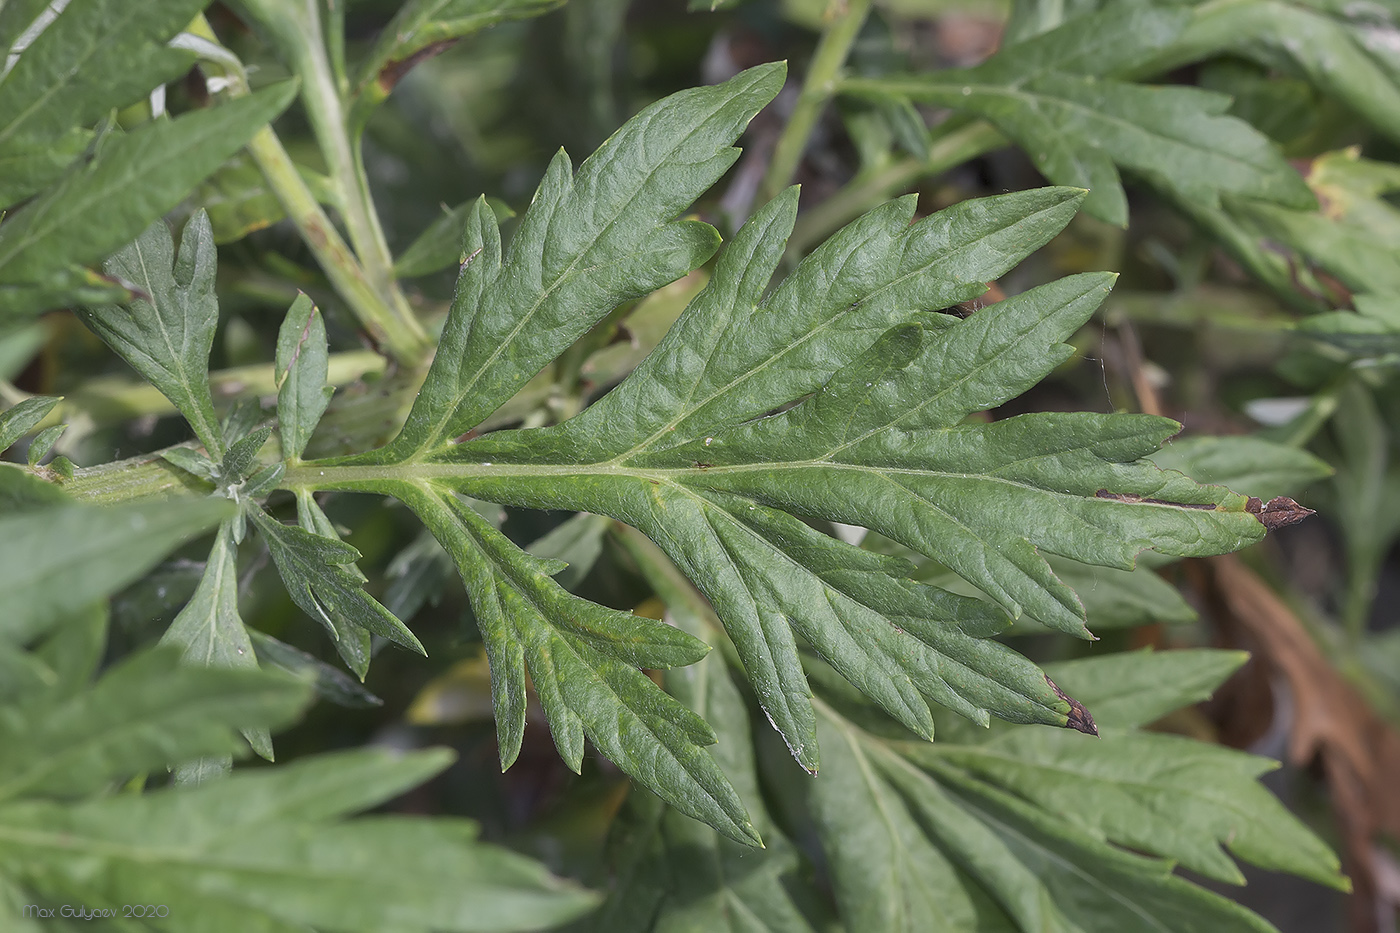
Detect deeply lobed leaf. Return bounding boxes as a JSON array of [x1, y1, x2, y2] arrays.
[[80, 211, 224, 457], [405, 186, 1264, 769]]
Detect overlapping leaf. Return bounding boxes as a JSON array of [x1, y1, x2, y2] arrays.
[[250, 506, 421, 678], [398, 483, 754, 844], [797, 649, 1345, 933], [0, 499, 230, 643], [275, 294, 335, 462], [1230, 147, 1400, 296], [0, 645, 305, 802], [301, 63, 1270, 841], [369, 62, 787, 459], [0, 0, 208, 207], [0, 743, 599, 932], [586, 527, 820, 932], [1153, 0, 1400, 148], [0, 81, 296, 319], [161, 520, 271, 760], [843, 6, 1313, 226]]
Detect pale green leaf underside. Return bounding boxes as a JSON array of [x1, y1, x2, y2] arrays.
[[0, 499, 231, 644], [81, 211, 223, 458], [0, 646, 305, 803], [161, 520, 271, 760], [931, 728, 1346, 889], [0, 81, 297, 319]]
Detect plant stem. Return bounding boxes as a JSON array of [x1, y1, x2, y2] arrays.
[[29, 351, 385, 437], [759, 0, 874, 205], [243, 127, 427, 362], [786, 120, 1004, 258], [212, 4, 430, 365], [288, 1, 423, 342]]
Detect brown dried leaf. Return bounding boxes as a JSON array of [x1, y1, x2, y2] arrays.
[[1208, 556, 1400, 928]]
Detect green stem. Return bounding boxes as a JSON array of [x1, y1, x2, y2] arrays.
[[243, 126, 428, 363], [30, 351, 385, 437], [759, 0, 874, 204], [217, 4, 429, 364], [288, 2, 418, 329], [786, 120, 1004, 258]]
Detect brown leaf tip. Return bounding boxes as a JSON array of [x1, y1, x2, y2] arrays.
[[1046, 674, 1098, 736], [1245, 495, 1315, 530]]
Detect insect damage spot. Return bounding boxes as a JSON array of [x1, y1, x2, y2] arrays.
[[1046, 674, 1098, 736]]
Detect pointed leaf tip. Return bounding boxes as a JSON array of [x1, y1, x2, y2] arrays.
[[1246, 495, 1314, 529], [1046, 674, 1098, 736]]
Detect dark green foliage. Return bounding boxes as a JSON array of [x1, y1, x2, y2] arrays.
[[5, 0, 1389, 929]]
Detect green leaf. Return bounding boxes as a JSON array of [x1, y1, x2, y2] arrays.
[[183, 149, 336, 243], [373, 62, 787, 458], [525, 511, 608, 592], [0, 394, 60, 451], [594, 525, 824, 930], [79, 211, 224, 457], [398, 484, 756, 845], [384, 530, 456, 623], [0, 0, 209, 207], [0, 81, 299, 315], [1040, 648, 1249, 730], [394, 197, 515, 279], [1163, 1, 1400, 148], [24, 423, 62, 465], [1229, 147, 1400, 295], [0, 749, 599, 932], [275, 293, 334, 462], [846, 7, 1314, 226], [292, 490, 374, 668], [803, 701, 1020, 932], [932, 728, 1347, 888], [349, 0, 565, 133], [803, 697, 1296, 933], [0, 463, 69, 511], [0, 266, 136, 318], [417, 189, 1262, 767], [0, 499, 231, 643], [0, 644, 306, 802], [161, 446, 219, 482], [220, 424, 272, 490], [247, 628, 384, 710], [1297, 294, 1400, 359], [0, 603, 104, 706], [1147, 434, 1334, 501], [1043, 555, 1196, 630], [249, 506, 422, 676], [161, 521, 272, 760]]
